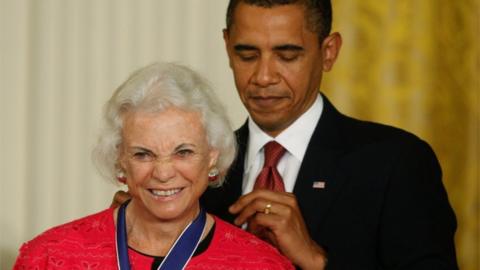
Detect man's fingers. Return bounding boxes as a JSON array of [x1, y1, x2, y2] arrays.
[[228, 190, 265, 214], [235, 198, 293, 228], [250, 207, 292, 232], [231, 191, 327, 269], [233, 197, 271, 225], [110, 190, 131, 208], [248, 215, 282, 246], [229, 189, 295, 214]]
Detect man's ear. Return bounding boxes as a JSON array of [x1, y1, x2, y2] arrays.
[[223, 29, 234, 68], [223, 28, 229, 42], [321, 32, 342, 72]]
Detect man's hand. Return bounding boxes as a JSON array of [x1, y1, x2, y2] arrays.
[[229, 189, 327, 270], [110, 190, 131, 208]]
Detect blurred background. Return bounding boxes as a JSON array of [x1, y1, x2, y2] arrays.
[[0, 0, 478, 269]]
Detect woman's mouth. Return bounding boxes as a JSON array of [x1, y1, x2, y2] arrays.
[[149, 188, 183, 197]]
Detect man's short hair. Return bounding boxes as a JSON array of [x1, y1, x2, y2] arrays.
[[225, 0, 332, 42]]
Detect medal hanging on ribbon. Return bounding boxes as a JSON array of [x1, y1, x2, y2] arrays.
[[115, 200, 207, 270]]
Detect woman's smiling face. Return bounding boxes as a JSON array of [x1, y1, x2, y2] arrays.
[[119, 107, 218, 222]]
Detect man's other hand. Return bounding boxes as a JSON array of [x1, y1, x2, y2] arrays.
[[111, 190, 131, 208]]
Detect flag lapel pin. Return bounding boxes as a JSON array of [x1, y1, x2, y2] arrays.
[[312, 181, 326, 189]]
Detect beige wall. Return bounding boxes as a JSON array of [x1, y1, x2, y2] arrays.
[[1, 0, 478, 269]]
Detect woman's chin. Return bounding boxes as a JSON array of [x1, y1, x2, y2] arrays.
[[136, 192, 197, 221]]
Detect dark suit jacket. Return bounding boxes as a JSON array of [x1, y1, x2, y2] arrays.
[[201, 95, 458, 269]]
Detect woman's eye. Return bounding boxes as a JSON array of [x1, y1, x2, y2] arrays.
[[176, 149, 194, 157], [132, 152, 154, 161]]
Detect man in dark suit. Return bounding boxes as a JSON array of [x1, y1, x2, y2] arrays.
[[201, 0, 458, 269]]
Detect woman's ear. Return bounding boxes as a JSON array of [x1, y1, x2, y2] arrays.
[[116, 144, 128, 183], [115, 164, 127, 184], [208, 149, 220, 168]]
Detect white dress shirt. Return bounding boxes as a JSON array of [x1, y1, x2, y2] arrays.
[[242, 94, 324, 194]]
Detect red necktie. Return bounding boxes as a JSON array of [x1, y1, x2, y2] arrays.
[[253, 141, 286, 192]]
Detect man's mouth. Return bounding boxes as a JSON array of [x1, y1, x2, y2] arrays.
[[250, 96, 285, 107]]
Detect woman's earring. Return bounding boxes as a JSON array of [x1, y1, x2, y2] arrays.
[[208, 167, 219, 182], [117, 171, 127, 184]]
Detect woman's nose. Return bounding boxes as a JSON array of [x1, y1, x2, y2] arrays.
[[152, 158, 176, 182]]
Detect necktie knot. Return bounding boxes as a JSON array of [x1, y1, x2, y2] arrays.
[[253, 141, 286, 192], [263, 141, 286, 168]]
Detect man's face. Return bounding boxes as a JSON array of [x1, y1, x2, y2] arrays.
[[224, 3, 339, 137]]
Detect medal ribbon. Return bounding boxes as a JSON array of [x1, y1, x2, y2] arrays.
[[115, 200, 206, 270]]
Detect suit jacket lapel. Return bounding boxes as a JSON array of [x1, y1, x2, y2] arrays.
[[206, 96, 350, 231], [228, 122, 249, 202], [293, 95, 349, 235]]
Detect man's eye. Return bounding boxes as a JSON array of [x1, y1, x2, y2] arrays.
[[278, 52, 299, 62], [237, 53, 257, 62]]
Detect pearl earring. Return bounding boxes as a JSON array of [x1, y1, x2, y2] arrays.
[[116, 171, 127, 184], [208, 167, 219, 182]]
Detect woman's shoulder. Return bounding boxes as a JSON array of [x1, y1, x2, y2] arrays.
[[212, 217, 269, 247], [29, 207, 114, 244], [197, 216, 294, 269], [14, 207, 116, 268]]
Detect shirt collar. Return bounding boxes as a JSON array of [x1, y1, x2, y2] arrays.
[[245, 94, 323, 171]]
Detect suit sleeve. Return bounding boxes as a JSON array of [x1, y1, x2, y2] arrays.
[[378, 139, 458, 269]]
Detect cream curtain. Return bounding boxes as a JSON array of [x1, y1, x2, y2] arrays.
[[0, 0, 478, 269], [0, 0, 243, 268]]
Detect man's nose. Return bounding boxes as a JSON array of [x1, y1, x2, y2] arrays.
[[252, 58, 280, 87]]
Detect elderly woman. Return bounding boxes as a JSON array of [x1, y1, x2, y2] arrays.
[[14, 63, 293, 269]]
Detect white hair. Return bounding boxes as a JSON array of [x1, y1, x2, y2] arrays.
[[92, 62, 237, 187]]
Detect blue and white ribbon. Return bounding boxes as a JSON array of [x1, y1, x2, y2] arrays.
[[115, 200, 207, 270]]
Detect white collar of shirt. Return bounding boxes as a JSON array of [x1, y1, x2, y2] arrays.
[[244, 94, 324, 187]]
